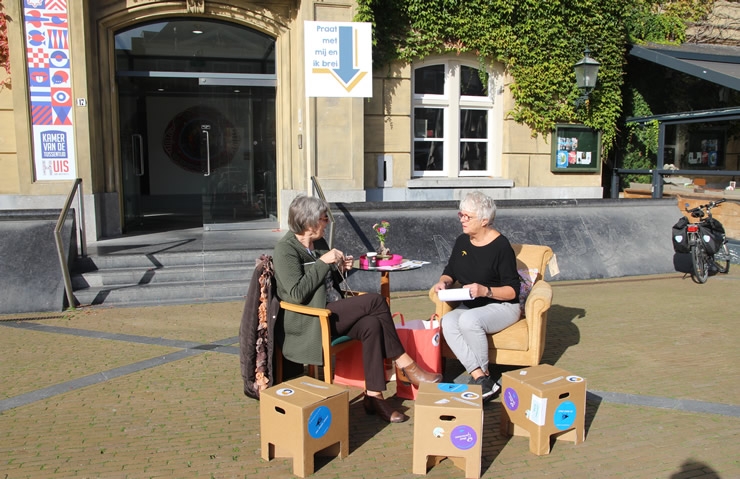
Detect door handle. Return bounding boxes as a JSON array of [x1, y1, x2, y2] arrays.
[[132, 134, 144, 176], [201, 126, 211, 177]]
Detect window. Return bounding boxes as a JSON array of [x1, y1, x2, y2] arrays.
[[412, 58, 503, 178]]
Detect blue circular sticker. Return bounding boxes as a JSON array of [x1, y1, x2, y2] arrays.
[[450, 425, 477, 450], [307, 405, 332, 439], [437, 383, 468, 393], [503, 387, 519, 411], [553, 401, 577, 431]]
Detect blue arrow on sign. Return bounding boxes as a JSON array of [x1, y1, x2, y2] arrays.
[[333, 26, 361, 85]]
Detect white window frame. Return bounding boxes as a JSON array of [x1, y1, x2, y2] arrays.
[[411, 56, 504, 178]]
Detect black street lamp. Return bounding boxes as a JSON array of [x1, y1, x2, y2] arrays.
[[574, 48, 600, 107]]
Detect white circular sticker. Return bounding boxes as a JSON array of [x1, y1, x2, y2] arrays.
[[461, 391, 480, 400], [276, 388, 295, 396], [433, 427, 445, 438], [566, 375, 584, 383], [432, 332, 440, 347]]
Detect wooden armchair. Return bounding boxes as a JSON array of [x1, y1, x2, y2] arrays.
[[274, 301, 358, 385], [428, 244, 554, 367]]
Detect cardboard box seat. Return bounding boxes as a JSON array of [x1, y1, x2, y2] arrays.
[[260, 376, 349, 477], [413, 382, 484, 479], [499, 364, 586, 456]]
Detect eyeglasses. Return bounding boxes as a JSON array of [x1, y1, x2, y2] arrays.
[[457, 211, 476, 222], [319, 216, 330, 223]]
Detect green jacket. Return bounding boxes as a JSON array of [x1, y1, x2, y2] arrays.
[[272, 232, 344, 365]]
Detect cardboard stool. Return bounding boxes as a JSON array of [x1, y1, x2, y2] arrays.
[[260, 375, 349, 477], [413, 382, 484, 479], [500, 364, 586, 455]]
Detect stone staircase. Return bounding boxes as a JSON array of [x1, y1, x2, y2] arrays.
[[71, 249, 264, 307]]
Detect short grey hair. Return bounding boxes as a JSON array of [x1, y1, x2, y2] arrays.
[[459, 191, 496, 227], [287, 195, 329, 233]]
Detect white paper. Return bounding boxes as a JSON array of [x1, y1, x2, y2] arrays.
[[437, 288, 473, 301], [548, 254, 560, 277], [526, 395, 547, 426]]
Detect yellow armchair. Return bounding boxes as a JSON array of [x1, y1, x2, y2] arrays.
[[429, 244, 554, 367]]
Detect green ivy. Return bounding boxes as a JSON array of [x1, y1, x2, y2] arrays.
[[620, 88, 660, 186], [356, 0, 714, 157], [626, 0, 713, 43]]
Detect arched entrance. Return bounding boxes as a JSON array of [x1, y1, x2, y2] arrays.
[[115, 18, 277, 231]]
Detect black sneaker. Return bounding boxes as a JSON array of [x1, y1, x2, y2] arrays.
[[472, 375, 500, 403]]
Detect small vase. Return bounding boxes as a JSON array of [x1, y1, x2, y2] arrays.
[[377, 240, 391, 259]]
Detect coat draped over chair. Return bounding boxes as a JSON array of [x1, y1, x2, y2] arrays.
[[239, 254, 281, 399]]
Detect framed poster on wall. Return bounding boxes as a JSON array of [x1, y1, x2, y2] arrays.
[[551, 124, 601, 173], [683, 130, 725, 169]]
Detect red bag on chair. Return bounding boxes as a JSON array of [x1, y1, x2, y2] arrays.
[[333, 341, 366, 389], [334, 342, 400, 389], [394, 313, 442, 400]]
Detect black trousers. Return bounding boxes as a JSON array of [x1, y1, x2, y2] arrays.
[[327, 293, 405, 392]]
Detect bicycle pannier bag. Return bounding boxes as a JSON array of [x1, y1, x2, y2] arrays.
[[672, 216, 690, 254], [699, 217, 724, 255]]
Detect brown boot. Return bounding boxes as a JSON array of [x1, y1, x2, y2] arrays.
[[396, 362, 443, 387], [363, 394, 408, 423]]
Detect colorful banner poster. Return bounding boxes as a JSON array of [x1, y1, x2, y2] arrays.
[[23, 0, 77, 180]]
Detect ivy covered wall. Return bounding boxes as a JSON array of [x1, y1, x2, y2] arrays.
[[356, 0, 716, 162]]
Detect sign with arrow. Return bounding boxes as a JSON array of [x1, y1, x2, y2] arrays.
[[304, 22, 372, 98]]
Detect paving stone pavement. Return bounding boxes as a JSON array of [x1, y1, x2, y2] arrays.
[[1, 271, 739, 478]]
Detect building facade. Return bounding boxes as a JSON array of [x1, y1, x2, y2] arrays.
[[0, 0, 602, 240]]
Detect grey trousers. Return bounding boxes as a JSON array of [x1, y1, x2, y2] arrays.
[[441, 302, 521, 375]]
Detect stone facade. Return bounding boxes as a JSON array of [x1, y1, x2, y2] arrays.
[[0, 0, 602, 240]]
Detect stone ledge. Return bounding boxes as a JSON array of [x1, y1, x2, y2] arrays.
[[406, 177, 514, 189]]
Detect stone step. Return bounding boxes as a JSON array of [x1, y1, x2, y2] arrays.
[[72, 263, 252, 288], [72, 278, 249, 307], [73, 249, 264, 271], [70, 248, 263, 307]]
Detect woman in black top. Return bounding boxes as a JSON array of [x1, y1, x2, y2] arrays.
[[432, 191, 521, 402]]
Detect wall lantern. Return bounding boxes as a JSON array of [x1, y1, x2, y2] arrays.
[[574, 48, 600, 107]]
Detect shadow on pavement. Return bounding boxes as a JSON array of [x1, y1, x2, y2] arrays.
[[670, 460, 721, 479], [542, 304, 585, 364]]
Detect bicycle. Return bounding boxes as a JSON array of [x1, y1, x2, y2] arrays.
[[672, 199, 731, 284]]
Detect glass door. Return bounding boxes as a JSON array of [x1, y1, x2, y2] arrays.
[[118, 81, 147, 230], [198, 77, 277, 230], [114, 19, 277, 232]]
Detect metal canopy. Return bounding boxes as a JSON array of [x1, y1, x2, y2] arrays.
[[612, 44, 740, 198], [627, 106, 740, 125], [629, 43, 740, 91]]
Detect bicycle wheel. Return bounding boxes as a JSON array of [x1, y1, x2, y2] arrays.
[[712, 242, 731, 274], [691, 243, 709, 283]]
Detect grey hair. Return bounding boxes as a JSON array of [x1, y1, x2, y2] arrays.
[[459, 191, 496, 227], [287, 195, 329, 233]]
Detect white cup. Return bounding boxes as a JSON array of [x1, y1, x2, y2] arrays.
[[366, 252, 377, 266]]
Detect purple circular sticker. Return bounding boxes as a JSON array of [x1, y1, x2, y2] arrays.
[[503, 387, 519, 411], [450, 425, 477, 450]]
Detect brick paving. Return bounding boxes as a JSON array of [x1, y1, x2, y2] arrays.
[[1, 272, 739, 478]]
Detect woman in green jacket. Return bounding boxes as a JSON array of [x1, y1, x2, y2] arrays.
[[273, 195, 442, 423]]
